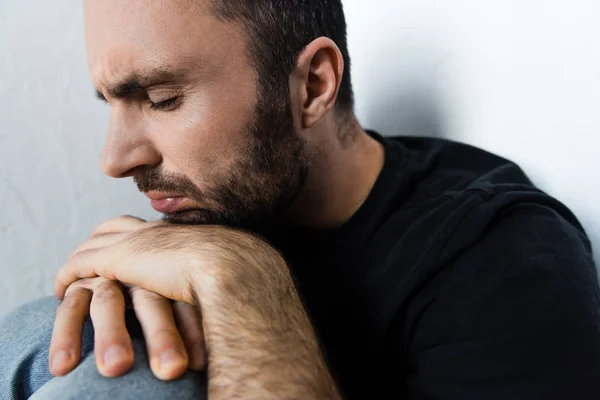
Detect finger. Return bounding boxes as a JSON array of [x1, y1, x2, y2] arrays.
[[49, 285, 92, 376], [129, 288, 189, 380], [90, 279, 134, 378], [55, 245, 192, 304], [58, 235, 130, 299], [54, 246, 122, 300], [173, 301, 207, 371], [92, 215, 147, 236]]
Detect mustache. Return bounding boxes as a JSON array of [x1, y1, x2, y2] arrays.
[[135, 168, 244, 228], [134, 168, 200, 199]]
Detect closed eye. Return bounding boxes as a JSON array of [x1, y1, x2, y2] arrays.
[[150, 97, 180, 111]]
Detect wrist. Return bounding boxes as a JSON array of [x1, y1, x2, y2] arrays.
[[191, 253, 296, 329], [187, 239, 341, 399], [189, 230, 290, 307]]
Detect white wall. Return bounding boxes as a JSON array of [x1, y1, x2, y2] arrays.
[[0, 1, 156, 316], [345, 0, 599, 264], [0, 0, 598, 315]]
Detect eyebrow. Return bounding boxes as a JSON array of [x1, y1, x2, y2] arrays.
[[95, 68, 187, 102]]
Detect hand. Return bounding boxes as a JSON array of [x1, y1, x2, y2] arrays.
[[54, 215, 284, 308], [54, 215, 341, 399], [50, 216, 207, 380]]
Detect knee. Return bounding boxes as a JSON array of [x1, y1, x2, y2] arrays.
[[31, 340, 207, 400], [0, 297, 61, 398], [0, 296, 94, 359], [0, 297, 60, 344]]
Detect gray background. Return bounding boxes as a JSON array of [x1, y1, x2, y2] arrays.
[[1, 0, 599, 315]]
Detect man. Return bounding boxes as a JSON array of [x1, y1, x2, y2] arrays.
[[1, 0, 599, 399]]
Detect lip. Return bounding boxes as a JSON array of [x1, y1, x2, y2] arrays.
[[144, 191, 184, 201], [144, 192, 192, 213]]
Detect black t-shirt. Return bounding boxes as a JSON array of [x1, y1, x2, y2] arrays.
[[267, 132, 600, 399]]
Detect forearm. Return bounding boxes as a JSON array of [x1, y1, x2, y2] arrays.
[[192, 247, 341, 400]]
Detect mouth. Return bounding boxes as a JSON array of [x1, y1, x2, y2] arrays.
[[144, 191, 195, 214]]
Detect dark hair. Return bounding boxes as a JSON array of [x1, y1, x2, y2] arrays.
[[212, 0, 354, 112]]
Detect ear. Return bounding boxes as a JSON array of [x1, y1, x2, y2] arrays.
[[291, 37, 345, 129]]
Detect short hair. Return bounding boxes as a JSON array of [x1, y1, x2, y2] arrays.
[[212, 0, 354, 112]]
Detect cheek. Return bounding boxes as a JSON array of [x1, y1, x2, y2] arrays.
[[147, 92, 253, 185]]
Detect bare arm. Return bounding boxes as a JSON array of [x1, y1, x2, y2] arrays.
[[191, 236, 341, 400], [53, 220, 342, 399]]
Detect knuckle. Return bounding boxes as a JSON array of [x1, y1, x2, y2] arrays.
[[151, 327, 181, 342], [92, 221, 114, 236], [64, 249, 92, 270], [92, 280, 122, 301], [60, 292, 88, 312], [66, 249, 81, 262], [82, 277, 107, 288], [90, 232, 113, 241], [71, 239, 99, 256], [92, 290, 120, 305], [68, 248, 89, 263], [63, 279, 88, 294], [92, 215, 143, 236], [119, 214, 144, 222], [130, 287, 166, 305], [112, 215, 143, 227]]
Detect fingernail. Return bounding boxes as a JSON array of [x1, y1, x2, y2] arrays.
[[160, 348, 184, 372], [52, 350, 72, 372], [103, 345, 128, 368]]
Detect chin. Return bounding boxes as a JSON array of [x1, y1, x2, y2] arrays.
[[162, 208, 241, 227]]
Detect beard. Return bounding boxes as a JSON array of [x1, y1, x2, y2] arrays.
[[134, 86, 309, 232]]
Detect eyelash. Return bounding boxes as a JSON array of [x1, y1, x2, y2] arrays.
[[149, 97, 180, 111]]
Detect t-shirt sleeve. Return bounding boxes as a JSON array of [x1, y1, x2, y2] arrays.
[[405, 203, 600, 400]]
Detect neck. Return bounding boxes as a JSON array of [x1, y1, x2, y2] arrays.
[[285, 115, 385, 230]]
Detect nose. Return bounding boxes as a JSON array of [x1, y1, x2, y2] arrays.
[[101, 107, 161, 178]]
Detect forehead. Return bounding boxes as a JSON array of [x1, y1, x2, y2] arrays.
[[84, 0, 248, 89]]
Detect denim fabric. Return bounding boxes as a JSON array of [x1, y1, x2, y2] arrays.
[[0, 297, 206, 400]]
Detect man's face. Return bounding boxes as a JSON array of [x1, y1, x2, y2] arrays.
[[85, 0, 308, 228]]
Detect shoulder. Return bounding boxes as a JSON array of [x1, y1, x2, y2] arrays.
[[436, 200, 596, 290], [367, 137, 596, 308], [386, 136, 531, 192], [399, 199, 600, 399], [401, 197, 599, 349], [380, 135, 591, 262]]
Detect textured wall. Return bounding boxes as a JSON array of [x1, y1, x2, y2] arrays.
[[0, 1, 156, 316], [1, 0, 598, 315]]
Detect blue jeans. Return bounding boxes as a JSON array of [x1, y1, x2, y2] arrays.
[[0, 297, 207, 400]]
